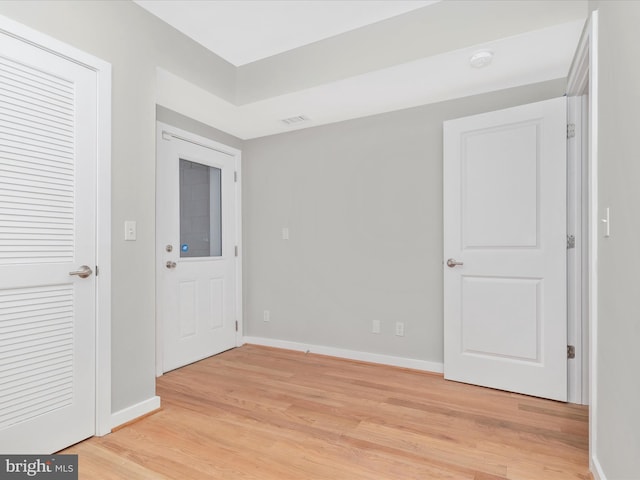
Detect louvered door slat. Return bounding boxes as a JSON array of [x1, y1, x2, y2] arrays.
[[0, 80, 73, 112], [0, 191, 72, 205], [0, 372, 73, 407], [0, 69, 73, 102], [0, 91, 73, 121], [0, 214, 72, 224], [0, 181, 73, 199], [0, 142, 73, 165], [0, 197, 73, 210], [0, 356, 70, 383], [0, 57, 74, 94], [0, 347, 72, 373], [0, 110, 74, 136], [0, 123, 73, 150], [0, 72, 73, 107], [0, 151, 73, 173], [0, 130, 73, 155], [0, 315, 72, 334], [0, 295, 71, 310], [0, 163, 73, 184], [0, 129, 73, 153], [0, 204, 73, 217]]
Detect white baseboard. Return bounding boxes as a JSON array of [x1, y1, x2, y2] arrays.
[[111, 395, 161, 430], [242, 336, 444, 374], [591, 455, 606, 480]]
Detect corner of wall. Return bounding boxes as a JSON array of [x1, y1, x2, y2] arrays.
[[110, 396, 161, 431]]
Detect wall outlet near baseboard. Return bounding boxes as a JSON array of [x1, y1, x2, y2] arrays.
[[263, 310, 270, 322], [395, 322, 405, 337]]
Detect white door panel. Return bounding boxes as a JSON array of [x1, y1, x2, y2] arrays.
[[157, 125, 238, 373], [0, 28, 97, 452], [443, 97, 567, 401]]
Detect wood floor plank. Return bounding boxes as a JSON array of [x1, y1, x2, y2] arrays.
[[62, 345, 590, 479]]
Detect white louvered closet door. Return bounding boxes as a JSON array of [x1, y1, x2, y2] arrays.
[[0, 29, 97, 453]]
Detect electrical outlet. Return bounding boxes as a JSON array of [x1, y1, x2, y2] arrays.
[[263, 310, 270, 322], [282, 227, 290, 240], [372, 320, 381, 334], [395, 322, 404, 337]]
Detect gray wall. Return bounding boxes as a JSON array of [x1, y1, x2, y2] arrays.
[[243, 79, 566, 363], [0, 1, 236, 413], [591, 1, 640, 477]]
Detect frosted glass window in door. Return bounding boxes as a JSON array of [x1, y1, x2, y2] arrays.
[[179, 159, 222, 257]]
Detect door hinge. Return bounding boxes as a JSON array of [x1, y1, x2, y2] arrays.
[[234, 171, 238, 182], [567, 123, 576, 139], [234, 245, 238, 257], [95, 265, 99, 276], [567, 345, 576, 359], [235, 320, 238, 332], [567, 234, 576, 249]]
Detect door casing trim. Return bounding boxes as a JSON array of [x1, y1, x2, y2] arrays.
[[566, 95, 589, 405], [566, 9, 599, 475]]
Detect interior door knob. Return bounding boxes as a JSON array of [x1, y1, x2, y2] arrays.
[[446, 258, 464, 268], [69, 265, 93, 278]]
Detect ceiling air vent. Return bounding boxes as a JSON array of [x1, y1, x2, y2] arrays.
[[280, 115, 309, 125]]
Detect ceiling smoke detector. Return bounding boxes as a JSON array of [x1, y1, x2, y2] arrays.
[[280, 115, 310, 125], [469, 50, 494, 69]]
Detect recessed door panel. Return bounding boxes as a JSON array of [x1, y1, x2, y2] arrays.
[[463, 123, 539, 249], [178, 281, 197, 338], [461, 277, 540, 362], [209, 278, 223, 330]]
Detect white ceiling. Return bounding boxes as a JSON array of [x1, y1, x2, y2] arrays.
[[135, 0, 438, 66], [136, 1, 587, 139]]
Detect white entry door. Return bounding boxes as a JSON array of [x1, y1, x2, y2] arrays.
[[0, 27, 98, 451], [156, 124, 239, 373], [443, 97, 567, 401]]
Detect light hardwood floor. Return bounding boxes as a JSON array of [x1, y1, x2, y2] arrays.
[[64, 345, 591, 479]]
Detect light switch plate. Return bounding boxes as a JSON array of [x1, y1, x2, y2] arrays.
[[124, 220, 137, 241], [372, 320, 381, 334]]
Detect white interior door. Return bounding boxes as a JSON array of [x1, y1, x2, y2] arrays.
[[157, 124, 238, 373], [0, 28, 97, 452], [443, 97, 567, 401]]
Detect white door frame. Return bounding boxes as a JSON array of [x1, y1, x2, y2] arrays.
[[566, 9, 599, 477], [0, 16, 112, 436], [155, 122, 242, 376], [566, 95, 588, 405]]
